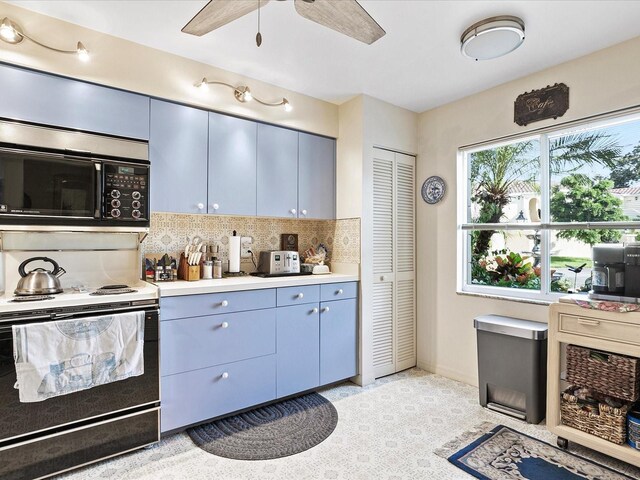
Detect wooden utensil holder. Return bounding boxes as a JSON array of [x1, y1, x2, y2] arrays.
[[178, 253, 201, 281], [186, 265, 201, 281]]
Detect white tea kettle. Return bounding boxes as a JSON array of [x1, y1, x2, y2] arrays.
[[14, 256, 66, 296]]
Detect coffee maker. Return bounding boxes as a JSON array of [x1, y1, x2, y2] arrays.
[[591, 244, 625, 295], [624, 244, 640, 298]]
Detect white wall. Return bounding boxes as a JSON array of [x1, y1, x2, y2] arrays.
[[0, 1, 338, 137], [417, 35, 640, 386], [337, 95, 418, 385]]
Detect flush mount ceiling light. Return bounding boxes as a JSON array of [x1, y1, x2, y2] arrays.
[[461, 15, 525, 61], [0, 17, 89, 61], [196, 78, 292, 112]]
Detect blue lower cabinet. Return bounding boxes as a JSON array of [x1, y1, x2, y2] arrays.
[[161, 309, 276, 376], [161, 355, 276, 433], [276, 304, 320, 398], [320, 298, 358, 385]]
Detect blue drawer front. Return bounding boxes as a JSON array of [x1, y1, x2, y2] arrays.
[[161, 309, 276, 376], [160, 288, 276, 320], [161, 355, 276, 433], [320, 282, 358, 302], [276, 304, 320, 398], [320, 298, 358, 385], [276, 285, 320, 307]]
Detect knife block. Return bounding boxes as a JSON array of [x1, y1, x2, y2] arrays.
[[178, 253, 200, 281], [186, 265, 200, 281]]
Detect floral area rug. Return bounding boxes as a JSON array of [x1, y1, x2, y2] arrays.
[[436, 423, 633, 479]]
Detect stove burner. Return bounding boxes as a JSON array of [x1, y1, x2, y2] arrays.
[[99, 284, 130, 290], [11, 295, 55, 302], [90, 288, 137, 296]]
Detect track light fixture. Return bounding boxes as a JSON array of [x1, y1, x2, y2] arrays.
[[196, 78, 292, 112], [0, 17, 90, 61]]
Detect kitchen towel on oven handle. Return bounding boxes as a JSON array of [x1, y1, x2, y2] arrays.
[[12, 311, 145, 403]]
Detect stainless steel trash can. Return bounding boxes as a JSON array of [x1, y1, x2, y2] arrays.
[[474, 314, 548, 424]]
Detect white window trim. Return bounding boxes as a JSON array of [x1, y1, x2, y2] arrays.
[[457, 111, 640, 302]]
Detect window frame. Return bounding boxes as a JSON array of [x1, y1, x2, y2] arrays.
[[457, 112, 640, 302]]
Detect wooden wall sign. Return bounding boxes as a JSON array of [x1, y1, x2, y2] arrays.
[[280, 233, 299, 252], [514, 83, 569, 126]]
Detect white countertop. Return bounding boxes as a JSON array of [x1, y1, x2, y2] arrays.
[[156, 273, 359, 297]]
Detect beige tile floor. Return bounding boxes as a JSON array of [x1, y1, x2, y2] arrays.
[[56, 368, 640, 479]]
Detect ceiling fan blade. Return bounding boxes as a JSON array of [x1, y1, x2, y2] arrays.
[[182, 0, 271, 36], [294, 0, 385, 45]]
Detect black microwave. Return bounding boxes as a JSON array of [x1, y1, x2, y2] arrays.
[[0, 120, 150, 228]]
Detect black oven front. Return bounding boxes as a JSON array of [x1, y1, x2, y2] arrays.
[[0, 303, 159, 480]]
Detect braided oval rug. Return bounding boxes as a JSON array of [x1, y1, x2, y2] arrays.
[[187, 392, 338, 460]]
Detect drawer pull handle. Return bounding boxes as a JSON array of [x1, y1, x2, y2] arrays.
[[337, 289, 343, 295], [296, 293, 304, 299], [290, 208, 297, 215], [212, 203, 220, 210], [221, 322, 229, 329], [220, 300, 229, 307], [322, 306, 330, 313], [221, 372, 229, 379], [311, 307, 319, 314], [578, 318, 600, 327]]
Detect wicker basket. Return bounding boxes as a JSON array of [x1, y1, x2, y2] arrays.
[[560, 387, 630, 444], [566, 345, 640, 402]]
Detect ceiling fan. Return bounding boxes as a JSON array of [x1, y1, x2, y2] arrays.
[[182, 0, 386, 46]]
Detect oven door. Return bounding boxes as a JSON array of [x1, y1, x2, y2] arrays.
[[0, 147, 101, 222], [0, 308, 159, 443]]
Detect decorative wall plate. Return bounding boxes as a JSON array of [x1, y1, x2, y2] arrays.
[[421, 176, 446, 204]]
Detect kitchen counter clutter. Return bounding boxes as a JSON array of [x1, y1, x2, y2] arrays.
[[158, 275, 359, 434], [156, 272, 359, 296]]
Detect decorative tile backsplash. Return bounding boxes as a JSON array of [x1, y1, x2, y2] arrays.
[[143, 213, 360, 267]]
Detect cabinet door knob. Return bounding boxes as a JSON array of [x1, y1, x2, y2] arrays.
[[221, 372, 229, 379], [311, 307, 319, 314], [220, 300, 229, 307], [197, 203, 204, 210], [221, 321, 229, 329], [322, 306, 330, 313], [301, 209, 308, 216], [290, 208, 297, 215], [337, 289, 343, 295], [212, 203, 219, 210], [296, 293, 304, 299]]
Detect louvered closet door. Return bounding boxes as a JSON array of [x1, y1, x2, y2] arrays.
[[394, 154, 416, 371], [372, 148, 396, 378]]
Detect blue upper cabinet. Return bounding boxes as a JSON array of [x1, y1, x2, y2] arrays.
[[149, 100, 208, 214], [0, 64, 149, 139], [257, 123, 299, 218], [298, 133, 336, 219], [208, 112, 257, 215]]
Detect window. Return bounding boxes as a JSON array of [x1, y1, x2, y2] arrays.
[[458, 113, 640, 301]]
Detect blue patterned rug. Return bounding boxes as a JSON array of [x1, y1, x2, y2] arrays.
[[445, 425, 633, 480]]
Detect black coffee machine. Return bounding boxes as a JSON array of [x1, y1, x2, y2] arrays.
[[592, 244, 625, 295], [624, 244, 640, 298]]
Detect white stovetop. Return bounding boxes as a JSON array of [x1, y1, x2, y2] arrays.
[[0, 282, 159, 314], [157, 273, 359, 297]]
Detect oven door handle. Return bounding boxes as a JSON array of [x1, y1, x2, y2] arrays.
[[94, 161, 103, 219]]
